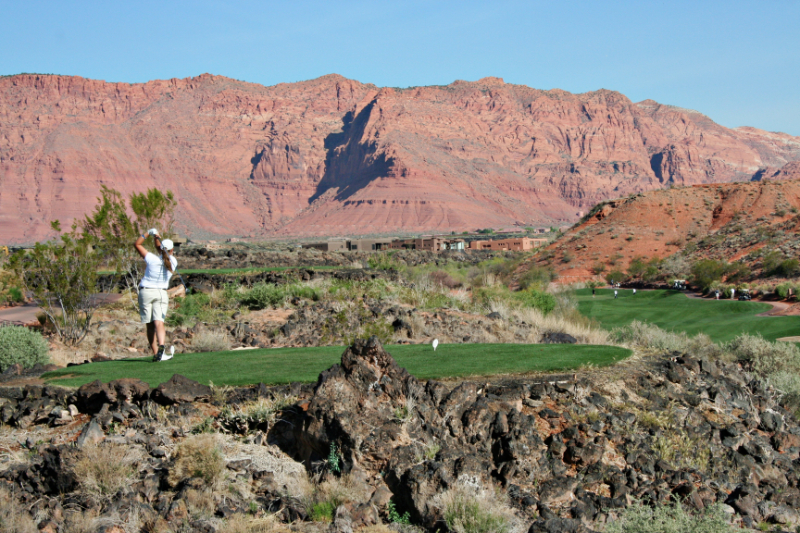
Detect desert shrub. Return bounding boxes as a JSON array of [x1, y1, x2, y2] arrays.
[[219, 396, 296, 433], [725, 261, 751, 283], [518, 266, 556, 290], [0, 325, 49, 372], [429, 270, 462, 289], [609, 320, 723, 356], [605, 270, 628, 285], [762, 250, 785, 276], [72, 444, 136, 499], [590, 262, 606, 275], [0, 487, 37, 533], [367, 252, 400, 271], [168, 434, 225, 487], [7, 286, 23, 303], [191, 328, 231, 353], [690, 259, 728, 290], [240, 283, 287, 309], [513, 289, 556, 315], [660, 254, 690, 279], [606, 500, 733, 533], [775, 282, 793, 299], [627, 256, 647, 278], [167, 292, 212, 326], [724, 333, 800, 377], [779, 258, 800, 277], [302, 475, 367, 524], [436, 484, 519, 533]]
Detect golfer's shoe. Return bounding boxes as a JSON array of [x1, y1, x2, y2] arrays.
[[153, 345, 165, 362]]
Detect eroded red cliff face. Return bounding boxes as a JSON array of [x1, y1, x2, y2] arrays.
[[2, 73, 799, 243]]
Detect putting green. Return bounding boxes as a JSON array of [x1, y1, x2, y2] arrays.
[[43, 343, 630, 388], [577, 288, 800, 343]]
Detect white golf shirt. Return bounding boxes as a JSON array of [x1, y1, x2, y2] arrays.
[[139, 252, 178, 289]]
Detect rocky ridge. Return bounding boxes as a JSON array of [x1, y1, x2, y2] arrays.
[[0, 338, 799, 531], [2, 73, 800, 243], [531, 174, 800, 281]]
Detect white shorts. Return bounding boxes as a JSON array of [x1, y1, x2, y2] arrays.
[[138, 288, 169, 324]]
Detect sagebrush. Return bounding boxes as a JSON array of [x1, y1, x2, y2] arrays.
[[0, 325, 49, 372]]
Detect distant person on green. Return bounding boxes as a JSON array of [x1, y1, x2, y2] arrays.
[[135, 229, 177, 362]]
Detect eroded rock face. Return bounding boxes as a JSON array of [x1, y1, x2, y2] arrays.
[[2, 73, 800, 243]]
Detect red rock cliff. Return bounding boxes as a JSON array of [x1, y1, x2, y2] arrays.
[[1, 73, 799, 243]]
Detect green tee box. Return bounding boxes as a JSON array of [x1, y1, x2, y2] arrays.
[[43, 343, 630, 388], [577, 288, 800, 343]]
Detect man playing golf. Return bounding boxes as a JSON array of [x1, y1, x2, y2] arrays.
[[135, 229, 177, 362]]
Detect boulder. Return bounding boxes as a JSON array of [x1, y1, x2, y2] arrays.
[[540, 331, 577, 344], [151, 374, 211, 405]]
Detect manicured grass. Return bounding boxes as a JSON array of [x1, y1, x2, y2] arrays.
[[577, 289, 800, 343], [43, 343, 631, 388]]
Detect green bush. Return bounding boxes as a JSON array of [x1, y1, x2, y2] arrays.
[[606, 500, 733, 533], [0, 326, 50, 372], [513, 289, 556, 315], [775, 282, 793, 299], [627, 257, 647, 278], [310, 500, 335, 522], [691, 259, 728, 290], [240, 283, 286, 309], [518, 266, 556, 290], [605, 270, 628, 285], [167, 293, 211, 326], [7, 287, 23, 303], [762, 250, 784, 276], [367, 252, 400, 271], [779, 258, 800, 277]]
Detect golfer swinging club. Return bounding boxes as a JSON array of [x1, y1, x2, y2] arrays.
[[135, 229, 177, 362]]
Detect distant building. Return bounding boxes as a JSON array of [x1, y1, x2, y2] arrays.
[[304, 240, 349, 252], [468, 237, 547, 251], [348, 238, 394, 251]]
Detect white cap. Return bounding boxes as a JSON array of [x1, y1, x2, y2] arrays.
[[161, 239, 174, 251]]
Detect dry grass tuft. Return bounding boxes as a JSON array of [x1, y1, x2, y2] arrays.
[[434, 482, 524, 533], [191, 328, 232, 353], [168, 434, 226, 488], [0, 487, 37, 533], [512, 307, 610, 345], [72, 444, 139, 500], [224, 514, 288, 533]]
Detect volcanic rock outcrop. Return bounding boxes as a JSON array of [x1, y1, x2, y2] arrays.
[[2, 73, 800, 243], [2, 339, 800, 531]]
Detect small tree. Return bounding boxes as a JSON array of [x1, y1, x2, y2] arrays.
[[691, 259, 728, 291], [605, 270, 628, 285], [81, 186, 177, 302], [10, 223, 100, 345], [627, 256, 647, 279]]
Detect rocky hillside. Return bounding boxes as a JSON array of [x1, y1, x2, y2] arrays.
[[0, 338, 798, 532], [2, 73, 800, 244], [532, 170, 800, 281]]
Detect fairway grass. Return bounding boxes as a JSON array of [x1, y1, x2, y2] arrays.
[[578, 289, 800, 343], [43, 343, 631, 388]]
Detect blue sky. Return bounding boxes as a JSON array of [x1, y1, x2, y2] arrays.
[[3, 0, 798, 135]]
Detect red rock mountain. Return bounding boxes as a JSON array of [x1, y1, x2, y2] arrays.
[[530, 172, 800, 282], [2, 73, 799, 244]]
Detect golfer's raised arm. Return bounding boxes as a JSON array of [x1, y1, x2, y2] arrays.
[[134, 233, 149, 258]]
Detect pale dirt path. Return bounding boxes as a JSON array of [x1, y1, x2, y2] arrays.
[[0, 294, 123, 326]]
